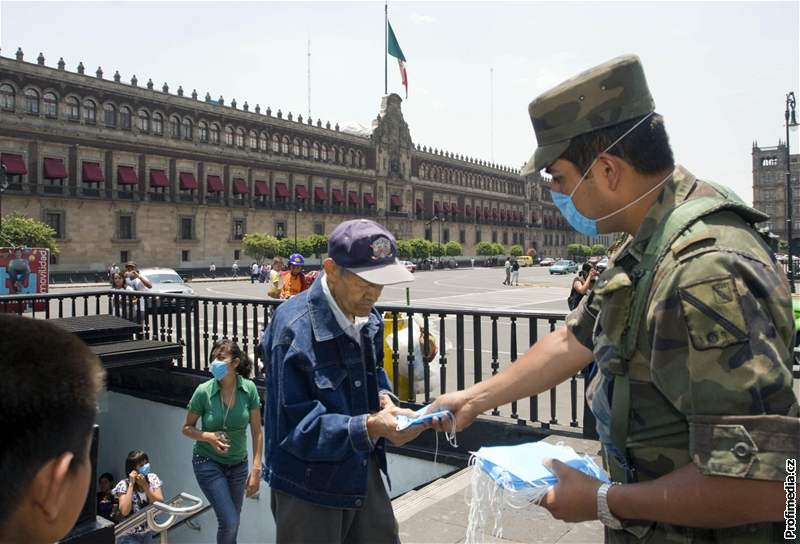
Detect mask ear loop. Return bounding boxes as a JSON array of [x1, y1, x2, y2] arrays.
[[568, 111, 656, 199]]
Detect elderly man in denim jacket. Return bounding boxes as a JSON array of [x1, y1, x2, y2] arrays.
[[261, 219, 426, 544]]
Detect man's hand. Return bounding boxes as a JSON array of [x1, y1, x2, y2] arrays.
[[367, 405, 430, 446], [539, 459, 604, 523], [245, 468, 261, 497], [428, 390, 480, 433]]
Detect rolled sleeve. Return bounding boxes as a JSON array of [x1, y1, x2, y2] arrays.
[[348, 413, 373, 453], [689, 414, 800, 480], [566, 292, 598, 351]]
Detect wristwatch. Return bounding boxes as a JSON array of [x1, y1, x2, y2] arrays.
[[597, 482, 623, 530]]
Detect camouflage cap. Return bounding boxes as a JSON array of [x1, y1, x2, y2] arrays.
[[521, 54, 655, 175]]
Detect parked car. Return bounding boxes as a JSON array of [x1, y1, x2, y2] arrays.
[[548, 260, 579, 275], [517, 255, 533, 267], [539, 257, 556, 267], [401, 260, 417, 273], [139, 268, 195, 312], [596, 257, 609, 272]]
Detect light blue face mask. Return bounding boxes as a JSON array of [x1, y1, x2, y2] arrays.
[[210, 359, 229, 381], [550, 112, 663, 237], [138, 462, 151, 477]]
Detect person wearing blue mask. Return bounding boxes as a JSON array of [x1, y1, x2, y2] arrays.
[[431, 55, 797, 543], [182, 339, 262, 544], [112, 450, 164, 544]]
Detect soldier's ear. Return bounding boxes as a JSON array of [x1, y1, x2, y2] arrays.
[[596, 153, 623, 192]]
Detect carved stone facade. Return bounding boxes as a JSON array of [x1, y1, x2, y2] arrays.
[[0, 50, 587, 271], [752, 142, 800, 246]]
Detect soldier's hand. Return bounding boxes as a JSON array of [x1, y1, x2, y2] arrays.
[[428, 390, 479, 433], [539, 459, 604, 523]]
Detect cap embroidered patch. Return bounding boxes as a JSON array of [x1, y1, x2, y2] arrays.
[[371, 237, 393, 260]]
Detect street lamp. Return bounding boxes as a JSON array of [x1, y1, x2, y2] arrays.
[[294, 204, 303, 247], [785, 91, 798, 293]]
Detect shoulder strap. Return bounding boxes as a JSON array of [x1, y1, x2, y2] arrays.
[[607, 192, 761, 483]]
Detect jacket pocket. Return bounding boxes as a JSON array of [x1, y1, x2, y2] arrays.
[[594, 267, 634, 347], [313, 365, 347, 390]]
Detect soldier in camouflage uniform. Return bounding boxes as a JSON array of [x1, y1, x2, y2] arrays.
[[431, 55, 799, 542]]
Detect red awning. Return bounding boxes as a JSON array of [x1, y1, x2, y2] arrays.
[[442, 202, 450, 213], [484, 207, 489, 217], [348, 191, 358, 205], [254, 180, 269, 196], [452, 203, 460, 214], [390, 195, 402, 208], [433, 201, 441, 213], [465, 205, 472, 216], [476, 207, 482, 217], [275, 182, 290, 198], [179, 172, 198, 190], [150, 169, 169, 187], [415, 199, 422, 211], [207, 175, 224, 193], [295, 184, 309, 199], [332, 189, 344, 203], [1, 153, 27, 175], [43, 158, 67, 179], [117, 165, 138, 185], [314, 187, 327, 201], [363, 193, 375, 205], [492, 208, 499, 218], [232, 178, 248, 194], [500, 209, 506, 220], [82, 162, 104, 183]]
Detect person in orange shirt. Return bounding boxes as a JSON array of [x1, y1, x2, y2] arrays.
[[279, 254, 308, 299]]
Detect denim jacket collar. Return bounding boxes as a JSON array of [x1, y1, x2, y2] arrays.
[[307, 278, 380, 344]]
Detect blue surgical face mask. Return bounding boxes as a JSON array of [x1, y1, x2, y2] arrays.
[[210, 359, 229, 381], [138, 462, 151, 477], [550, 112, 659, 237]]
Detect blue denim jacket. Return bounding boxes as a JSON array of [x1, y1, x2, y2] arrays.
[[260, 278, 392, 509]]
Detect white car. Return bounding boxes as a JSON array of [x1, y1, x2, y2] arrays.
[[138, 267, 195, 313], [539, 257, 555, 267], [401, 260, 416, 273]]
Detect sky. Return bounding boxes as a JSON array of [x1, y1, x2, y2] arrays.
[[1, 0, 798, 204]]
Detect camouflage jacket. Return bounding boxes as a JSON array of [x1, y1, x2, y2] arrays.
[[567, 165, 799, 543]]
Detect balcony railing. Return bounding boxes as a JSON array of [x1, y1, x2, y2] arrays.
[[1, 290, 596, 434]]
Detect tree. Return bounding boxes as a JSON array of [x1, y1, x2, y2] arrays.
[[0, 213, 60, 255], [444, 241, 462, 256], [566, 243, 582, 260], [526, 248, 537, 258], [396, 240, 411, 259], [242, 233, 281, 262], [509, 244, 523, 257], [278, 238, 297, 257], [295, 238, 314, 258], [409, 238, 432, 260], [431, 242, 445, 257], [491, 243, 505, 256], [475, 241, 495, 256], [307, 234, 328, 258], [591, 244, 607, 256]]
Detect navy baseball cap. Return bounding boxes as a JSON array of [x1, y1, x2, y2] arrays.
[[328, 219, 414, 285]]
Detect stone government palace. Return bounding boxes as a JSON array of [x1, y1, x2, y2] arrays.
[[0, 48, 608, 272]]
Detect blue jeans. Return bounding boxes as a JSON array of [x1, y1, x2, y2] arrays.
[[118, 533, 150, 544], [193, 454, 249, 544]]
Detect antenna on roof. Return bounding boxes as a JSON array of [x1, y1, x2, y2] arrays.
[[490, 66, 494, 162]]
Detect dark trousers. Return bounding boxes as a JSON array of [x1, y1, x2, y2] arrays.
[[270, 456, 399, 544]]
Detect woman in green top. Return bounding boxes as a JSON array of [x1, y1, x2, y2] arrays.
[[182, 339, 263, 544]]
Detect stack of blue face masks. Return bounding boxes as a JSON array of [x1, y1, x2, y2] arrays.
[[465, 441, 609, 544], [395, 405, 453, 431], [471, 441, 609, 491]]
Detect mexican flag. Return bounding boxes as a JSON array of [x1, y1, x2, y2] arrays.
[[387, 21, 407, 98]]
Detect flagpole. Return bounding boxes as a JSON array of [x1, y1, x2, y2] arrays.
[[384, 1, 388, 95]]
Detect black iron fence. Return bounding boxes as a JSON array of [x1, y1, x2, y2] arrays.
[[1, 290, 591, 434]]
